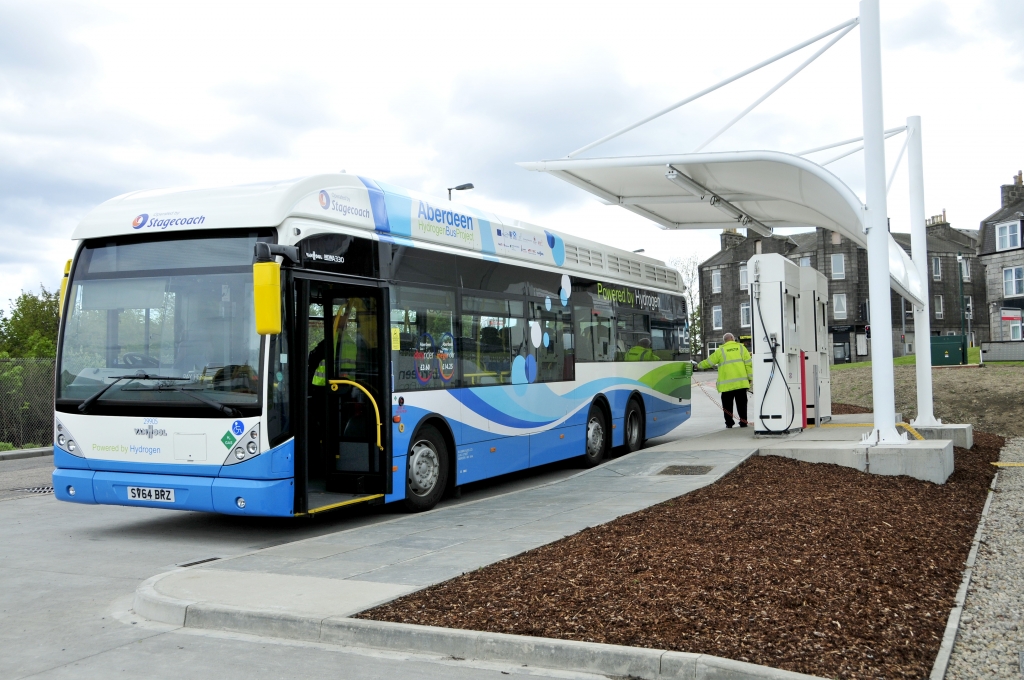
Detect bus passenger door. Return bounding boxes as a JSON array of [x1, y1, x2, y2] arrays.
[[322, 286, 391, 496]]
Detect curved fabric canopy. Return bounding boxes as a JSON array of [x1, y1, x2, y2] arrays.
[[519, 150, 924, 306]]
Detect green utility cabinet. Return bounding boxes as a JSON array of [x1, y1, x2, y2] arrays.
[[931, 335, 967, 365]]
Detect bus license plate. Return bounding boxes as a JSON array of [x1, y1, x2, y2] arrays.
[[127, 486, 175, 503]]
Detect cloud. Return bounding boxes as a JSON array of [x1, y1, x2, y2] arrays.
[[884, 1, 967, 51], [382, 59, 719, 212], [981, 0, 1024, 79], [204, 76, 340, 158]]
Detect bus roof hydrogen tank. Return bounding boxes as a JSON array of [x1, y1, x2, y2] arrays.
[[53, 174, 692, 516]]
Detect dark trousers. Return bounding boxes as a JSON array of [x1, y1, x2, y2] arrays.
[[721, 388, 748, 427]]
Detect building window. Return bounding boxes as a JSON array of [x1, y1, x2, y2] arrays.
[[831, 253, 845, 280], [740, 301, 751, 328], [934, 295, 943, 319], [960, 257, 971, 281], [831, 232, 841, 245], [755, 240, 762, 254], [833, 294, 847, 320], [1013, 323, 1023, 341], [707, 341, 720, 356], [932, 256, 941, 280], [712, 305, 723, 330], [739, 265, 748, 290], [711, 270, 721, 294], [997, 221, 1021, 251], [1004, 266, 1024, 297], [799, 256, 811, 267]]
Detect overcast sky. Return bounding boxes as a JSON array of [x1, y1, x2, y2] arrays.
[[1, 0, 1020, 310]]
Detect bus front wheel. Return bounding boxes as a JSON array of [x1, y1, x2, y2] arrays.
[[581, 405, 608, 468], [403, 425, 448, 512]]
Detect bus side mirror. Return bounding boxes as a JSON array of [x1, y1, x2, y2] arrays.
[[253, 242, 299, 336], [253, 261, 282, 335]]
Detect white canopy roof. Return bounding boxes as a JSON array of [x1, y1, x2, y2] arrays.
[[519, 150, 924, 307]]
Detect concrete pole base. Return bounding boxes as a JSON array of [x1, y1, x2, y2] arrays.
[[759, 439, 954, 484], [912, 423, 973, 449]]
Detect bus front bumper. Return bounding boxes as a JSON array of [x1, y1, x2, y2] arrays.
[[53, 468, 295, 517]]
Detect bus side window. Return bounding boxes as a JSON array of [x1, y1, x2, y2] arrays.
[[460, 296, 526, 386], [573, 306, 614, 362], [531, 301, 574, 382], [615, 311, 651, 361], [390, 286, 457, 391]]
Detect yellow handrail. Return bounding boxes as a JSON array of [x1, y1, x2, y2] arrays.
[[328, 380, 383, 450]]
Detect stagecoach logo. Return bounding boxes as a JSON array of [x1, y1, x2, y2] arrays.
[[318, 190, 330, 209], [134, 423, 168, 438], [131, 212, 206, 230]]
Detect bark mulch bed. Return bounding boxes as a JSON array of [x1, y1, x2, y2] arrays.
[[360, 429, 1004, 679]]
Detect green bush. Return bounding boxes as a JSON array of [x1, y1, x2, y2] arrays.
[[0, 442, 14, 452]]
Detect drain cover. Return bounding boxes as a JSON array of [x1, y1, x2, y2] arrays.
[[658, 465, 714, 476], [20, 486, 54, 494]]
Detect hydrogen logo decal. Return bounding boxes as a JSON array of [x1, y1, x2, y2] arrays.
[[231, 420, 245, 436], [319, 190, 330, 209], [132, 214, 149, 229]]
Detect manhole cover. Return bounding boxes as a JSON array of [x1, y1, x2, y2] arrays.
[[20, 486, 54, 494], [658, 465, 714, 476]]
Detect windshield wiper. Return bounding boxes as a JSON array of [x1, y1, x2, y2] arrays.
[[77, 372, 188, 413], [152, 385, 242, 417]]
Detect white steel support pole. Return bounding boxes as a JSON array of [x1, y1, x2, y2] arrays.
[[859, 0, 903, 443], [908, 115, 940, 426]]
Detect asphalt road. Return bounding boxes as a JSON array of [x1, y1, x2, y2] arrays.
[[0, 379, 724, 679]]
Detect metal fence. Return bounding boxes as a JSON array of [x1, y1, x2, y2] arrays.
[[0, 358, 54, 451]]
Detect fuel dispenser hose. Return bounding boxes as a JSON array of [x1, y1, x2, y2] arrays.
[[753, 293, 796, 433]]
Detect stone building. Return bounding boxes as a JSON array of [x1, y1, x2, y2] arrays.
[[979, 171, 1024, 341], [699, 219, 987, 363]]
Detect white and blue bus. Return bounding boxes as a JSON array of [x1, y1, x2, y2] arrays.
[[52, 175, 692, 516]]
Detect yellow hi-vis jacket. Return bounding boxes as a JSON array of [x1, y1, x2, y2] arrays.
[[698, 341, 753, 393]]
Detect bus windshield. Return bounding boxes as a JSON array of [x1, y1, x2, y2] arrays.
[[58, 231, 270, 413]]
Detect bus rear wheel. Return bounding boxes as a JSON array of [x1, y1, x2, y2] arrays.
[[403, 425, 448, 512], [624, 399, 645, 453], [581, 405, 608, 468]]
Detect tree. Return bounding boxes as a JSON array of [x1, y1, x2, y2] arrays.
[[0, 286, 60, 358], [670, 255, 703, 357]]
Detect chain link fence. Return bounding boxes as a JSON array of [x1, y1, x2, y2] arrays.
[[0, 358, 55, 451]]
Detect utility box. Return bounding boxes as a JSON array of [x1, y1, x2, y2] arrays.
[[749, 254, 802, 434], [931, 335, 967, 365], [798, 267, 831, 424]]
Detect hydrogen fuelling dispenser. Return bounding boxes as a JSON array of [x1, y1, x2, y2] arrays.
[[749, 254, 802, 434]]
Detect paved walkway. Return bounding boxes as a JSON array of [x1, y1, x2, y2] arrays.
[[150, 442, 756, 618]]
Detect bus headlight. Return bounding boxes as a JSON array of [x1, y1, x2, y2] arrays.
[[235, 497, 246, 509], [234, 447, 245, 460], [67, 486, 76, 496], [246, 441, 258, 455], [67, 440, 77, 452], [57, 434, 66, 447]]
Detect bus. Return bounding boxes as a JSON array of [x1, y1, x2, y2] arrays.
[[52, 174, 692, 516]]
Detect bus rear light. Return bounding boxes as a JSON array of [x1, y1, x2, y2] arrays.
[[392, 416, 401, 423]]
